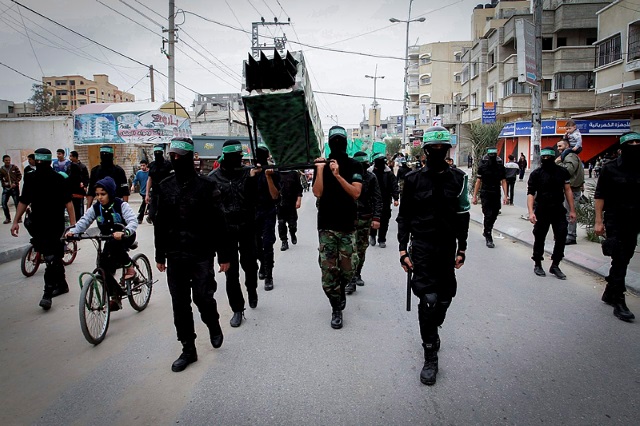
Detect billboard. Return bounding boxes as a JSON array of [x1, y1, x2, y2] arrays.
[[482, 102, 497, 124], [499, 119, 631, 138], [515, 18, 537, 86]]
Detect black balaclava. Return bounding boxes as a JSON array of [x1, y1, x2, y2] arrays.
[[425, 146, 448, 172], [169, 138, 196, 183], [153, 145, 165, 164], [34, 148, 52, 174], [327, 125, 348, 161], [100, 146, 115, 167], [540, 147, 556, 169], [256, 146, 270, 166], [374, 156, 386, 170], [621, 142, 640, 167], [488, 153, 498, 165], [221, 140, 243, 170]]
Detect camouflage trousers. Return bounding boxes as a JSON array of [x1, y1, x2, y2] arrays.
[[354, 217, 372, 275], [318, 230, 357, 308]]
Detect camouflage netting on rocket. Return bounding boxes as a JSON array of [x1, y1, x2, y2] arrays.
[[242, 50, 323, 167]]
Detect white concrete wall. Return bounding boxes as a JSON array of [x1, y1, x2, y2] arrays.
[[0, 116, 74, 154]]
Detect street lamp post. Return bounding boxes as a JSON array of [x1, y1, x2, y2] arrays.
[[390, 0, 425, 149], [365, 64, 385, 141]]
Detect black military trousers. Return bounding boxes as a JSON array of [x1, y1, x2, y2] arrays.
[[370, 205, 392, 243], [603, 218, 640, 297], [256, 208, 277, 272], [277, 204, 298, 242], [166, 255, 221, 343], [32, 231, 67, 296], [225, 226, 258, 312], [410, 237, 457, 344], [531, 206, 568, 263], [480, 191, 501, 234]]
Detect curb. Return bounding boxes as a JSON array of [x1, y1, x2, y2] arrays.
[[469, 211, 640, 296], [0, 244, 30, 266]]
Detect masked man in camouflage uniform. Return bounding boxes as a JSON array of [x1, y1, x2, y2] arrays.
[[313, 126, 363, 329], [346, 151, 382, 294]]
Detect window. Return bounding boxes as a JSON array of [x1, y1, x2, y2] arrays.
[[488, 50, 496, 68], [79, 100, 86, 105], [80, 81, 84, 85], [503, 78, 532, 96], [420, 96, 431, 104], [46, 82, 51, 86], [420, 56, 431, 65], [55, 90, 67, 96], [454, 72, 461, 83], [90, 101, 96, 104], [77, 89, 86, 95], [586, 37, 596, 46], [629, 22, 640, 61], [557, 37, 567, 47], [543, 79, 552, 92], [461, 66, 469, 83], [89, 90, 96, 95], [55, 80, 67, 86], [470, 92, 477, 108], [471, 61, 479, 77], [542, 38, 553, 50], [596, 34, 621, 67], [487, 86, 495, 102], [454, 52, 462, 62], [420, 75, 431, 85], [69, 80, 75, 85], [554, 72, 593, 89], [60, 101, 68, 106]]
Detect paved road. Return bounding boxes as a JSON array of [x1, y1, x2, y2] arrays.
[[0, 194, 638, 425]]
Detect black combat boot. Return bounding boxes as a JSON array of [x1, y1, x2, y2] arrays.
[[549, 263, 566, 280], [248, 287, 258, 309], [172, 341, 198, 372], [290, 232, 297, 245], [345, 277, 357, 295], [39, 293, 52, 311], [331, 309, 343, 329], [483, 231, 495, 248], [209, 322, 224, 349], [534, 262, 546, 277], [264, 267, 274, 291], [611, 296, 635, 322], [355, 272, 365, 286], [230, 311, 244, 327], [420, 341, 439, 385], [280, 241, 289, 251], [258, 264, 266, 280]]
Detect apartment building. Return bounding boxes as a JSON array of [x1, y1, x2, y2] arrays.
[[42, 74, 135, 112]]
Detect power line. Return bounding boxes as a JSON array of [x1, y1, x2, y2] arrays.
[[225, 0, 252, 43], [95, 0, 161, 37], [0, 60, 40, 82], [17, 5, 44, 77], [132, 0, 164, 20], [118, 0, 165, 28]]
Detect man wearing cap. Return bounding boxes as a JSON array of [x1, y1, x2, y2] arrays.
[[368, 153, 399, 248], [527, 146, 576, 279], [472, 148, 508, 248], [347, 151, 382, 294], [254, 145, 281, 291], [10, 148, 76, 310], [146, 145, 173, 224], [154, 138, 232, 372], [595, 132, 640, 322], [86, 145, 129, 209], [313, 125, 363, 329], [398, 126, 470, 386], [209, 140, 261, 327]]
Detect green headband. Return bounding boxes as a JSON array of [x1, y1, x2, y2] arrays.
[[58, 171, 69, 179], [170, 140, 194, 152], [487, 148, 498, 154], [540, 149, 555, 156], [328, 127, 348, 139], [372, 152, 386, 161], [222, 144, 243, 154], [353, 155, 368, 163], [423, 131, 450, 142], [100, 146, 114, 154], [620, 133, 640, 144], [34, 153, 52, 161], [153, 146, 164, 152]]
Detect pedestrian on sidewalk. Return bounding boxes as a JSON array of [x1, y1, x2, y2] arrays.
[[154, 137, 232, 372], [505, 154, 519, 205], [527, 147, 576, 279], [87, 146, 129, 209], [397, 126, 470, 386], [518, 153, 527, 181], [1, 155, 22, 224], [24, 154, 36, 174], [313, 125, 363, 330], [52, 149, 70, 174], [10, 148, 76, 310], [131, 159, 149, 224], [472, 148, 507, 248], [588, 162, 594, 179], [209, 140, 261, 326], [146, 145, 173, 224], [254, 145, 281, 291], [68, 150, 89, 220], [594, 131, 640, 322], [467, 153, 473, 169], [368, 153, 399, 248], [347, 151, 382, 294], [557, 139, 584, 245], [278, 170, 303, 251]]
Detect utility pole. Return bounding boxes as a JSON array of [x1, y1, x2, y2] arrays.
[[149, 65, 155, 102], [531, 0, 543, 169], [365, 65, 385, 141], [251, 18, 290, 59], [167, 0, 176, 101]]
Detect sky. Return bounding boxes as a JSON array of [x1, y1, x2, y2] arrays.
[[0, 0, 485, 133]]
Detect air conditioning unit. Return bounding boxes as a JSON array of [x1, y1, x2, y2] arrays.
[[547, 92, 557, 101]]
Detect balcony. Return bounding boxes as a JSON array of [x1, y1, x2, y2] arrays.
[[501, 94, 531, 113], [408, 46, 420, 58], [408, 84, 420, 95], [543, 46, 595, 74]]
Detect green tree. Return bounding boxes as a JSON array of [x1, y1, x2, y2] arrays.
[[410, 144, 423, 159], [29, 83, 63, 113], [384, 137, 402, 157], [468, 121, 504, 186]]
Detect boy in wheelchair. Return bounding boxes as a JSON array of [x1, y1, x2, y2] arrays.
[[66, 176, 138, 310]]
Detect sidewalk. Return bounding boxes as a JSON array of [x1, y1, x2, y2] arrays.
[[465, 167, 640, 295]]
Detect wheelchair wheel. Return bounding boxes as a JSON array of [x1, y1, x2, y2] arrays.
[[127, 253, 153, 312], [20, 245, 40, 277], [79, 271, 110, 345], [62, 240, 78, 266]]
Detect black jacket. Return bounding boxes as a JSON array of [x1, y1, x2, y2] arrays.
[[594, 157, 640, 220], [357, 171, 383, 221], [208, 166, 258, 227], [279, 171, 303, 207], [154, 174, 231, 264], [369, 165, 399, 205], [88, 164, 130, 198], [397, 166, 470, 252]]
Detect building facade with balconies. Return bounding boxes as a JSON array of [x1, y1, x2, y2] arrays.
[[42, 74, 135, 112]]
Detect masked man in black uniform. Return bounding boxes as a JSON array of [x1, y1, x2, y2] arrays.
[[146, 145, 173, 224], [155, 138, 232, 372], [11, 148, 76, 310], [397, 127, 470, 386], [595, 132, 640, 322], [209, 140, 261, 327], [277, 170, 303, 251], [368, 153, 399, 248], [527, 147, 576, 279], [87, 145, 129, 208], [472, 148, 507, 248]]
